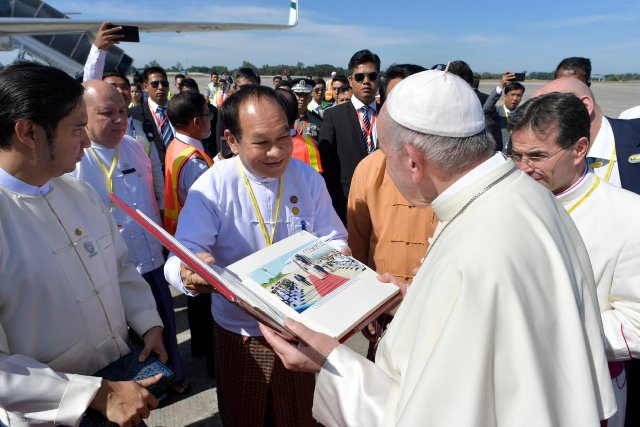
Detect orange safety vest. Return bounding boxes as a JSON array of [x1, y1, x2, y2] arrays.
[[164, 137, 214, 235], [292, 133, 322, 173]]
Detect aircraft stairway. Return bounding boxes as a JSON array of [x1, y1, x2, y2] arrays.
[[0, 0, 132, 75]]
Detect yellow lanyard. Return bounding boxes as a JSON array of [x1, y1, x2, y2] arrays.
[[588, 144, 616, 182], [567, 176, 601, 214], [237, 159, 283, 246], [503, 105, 512, 133], [89, 146, 120, 206]]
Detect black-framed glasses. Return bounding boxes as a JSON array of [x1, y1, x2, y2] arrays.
[[509, 147, 565, 166], [313, 88, 324, 93], [352, 72, 378, 83], [149, 80, 169, 89]]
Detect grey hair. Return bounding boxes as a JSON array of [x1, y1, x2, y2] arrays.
[[382, 107, 495, 173]]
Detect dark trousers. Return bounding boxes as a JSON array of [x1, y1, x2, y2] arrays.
[[187, 293, 215, 377], [142, 266, 185, 382], [625, 360, 640, 427]]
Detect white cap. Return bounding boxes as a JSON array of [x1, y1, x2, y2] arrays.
[[385, 70, 485, 137]]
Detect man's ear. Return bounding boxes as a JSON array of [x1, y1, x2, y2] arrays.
[[574, 136, 590, 161], [224, 129, 240, 155], [580, 95, 595, 117], [14, 120, 39, 150], [405, 143, 425, 183]]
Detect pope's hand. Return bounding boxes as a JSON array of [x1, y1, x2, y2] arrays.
[[377, 272, 409, 299], [260, 318, 339, 373], [180, 253, 216, 294]]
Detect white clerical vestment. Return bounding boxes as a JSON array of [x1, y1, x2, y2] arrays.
[[557, 170, 640, 427], [72, 136, 164, 275], [0, 170, 162, 426], [165, 157, 347, 337], [589, 117, 621, 187], [313, 157, 616, 427]]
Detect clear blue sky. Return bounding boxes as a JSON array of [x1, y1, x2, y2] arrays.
[[6, 0, 640, 74]]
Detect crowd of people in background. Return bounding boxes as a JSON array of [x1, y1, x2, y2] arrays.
[[1, 19, 640, 427]]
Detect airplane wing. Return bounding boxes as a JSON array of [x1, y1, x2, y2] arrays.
[[0, 0, 298, 36]]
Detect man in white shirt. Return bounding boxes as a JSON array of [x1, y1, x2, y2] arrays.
[[82, 22, 165, 209], [164, 85, 347, 426], [510, 92, 640, 427], [72, 80, 187, 394], [164, 90, 215, 374], [0, 62, 165, 427], [261, 70, 616, 427]]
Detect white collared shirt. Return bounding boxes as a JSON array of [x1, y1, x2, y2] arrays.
[[164, 157, 347, 336], [147, 98, 175, 136], [588, 117, 621, 188], [174, 131, 210, 205], [71, 136, 164, 274], [308, 99, 323, 116], [0, 166, 51, 195]]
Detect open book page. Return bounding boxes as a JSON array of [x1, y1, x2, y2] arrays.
[[227, 231, 400, 340]]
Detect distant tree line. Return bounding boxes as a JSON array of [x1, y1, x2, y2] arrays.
[[134, 60, 640, 81], [478, 71, 640, 81]]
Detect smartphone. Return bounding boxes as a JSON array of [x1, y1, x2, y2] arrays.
[[512, 72, 526, 82], [106, 24, 140, 43]]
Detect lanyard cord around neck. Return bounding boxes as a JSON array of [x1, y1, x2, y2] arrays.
[[503, 105, 513, 133], [89, 145, 120, 206], [356, 107, 376, 139], [566, 176, 601, 214], [237, 158, 283, 246]]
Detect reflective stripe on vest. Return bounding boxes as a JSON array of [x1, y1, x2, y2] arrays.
[[163, 139, 213, 234], [292, 134, 322, 173]]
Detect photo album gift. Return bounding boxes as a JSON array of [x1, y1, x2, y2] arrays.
[[110, 194, 401, 342]]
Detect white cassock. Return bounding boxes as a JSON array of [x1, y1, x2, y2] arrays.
[[313, 154, 616, 427], [165, 157, 347, 336], [557, 170, 640, 427], [0, 169, 162, 426]]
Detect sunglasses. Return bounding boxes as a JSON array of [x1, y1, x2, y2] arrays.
[[313, 88, 324, 93], [148, 80, 170, 89], [352, 72, 378, 83]]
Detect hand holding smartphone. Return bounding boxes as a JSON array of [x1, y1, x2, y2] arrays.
[[105, 24, 140, 43]]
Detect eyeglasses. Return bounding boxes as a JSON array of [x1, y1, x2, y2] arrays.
[[313, 88, 324, 93], [509, 147, 565, 165], [148, 80, 169, 89], [352, 72, 378, 83]]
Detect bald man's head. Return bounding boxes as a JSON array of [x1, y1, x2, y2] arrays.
[[533, 77, 603, 143], [534, 77, 601, 121], [82, 80, 128, 147], [535, 77, 592, 98]]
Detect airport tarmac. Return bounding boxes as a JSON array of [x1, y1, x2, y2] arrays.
[[478, 79, 640, 117], [185, 74, 640, 117], [148, 77, 639, 426]]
